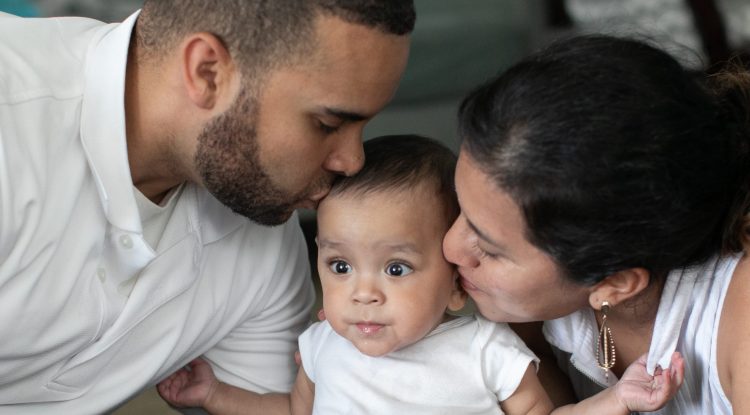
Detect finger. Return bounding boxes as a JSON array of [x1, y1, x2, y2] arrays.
[[192, 359, 215, 378], [158, 380, 177, 403], [661, 362, 671, 389], [171, 376, 188, 400], [160, 376, 177, 391], [317, 309, 326, 321], [173, 371, 189, 389], [635, 352, 648, 365], [156, 382, 169, 399], [294, 350, 302, 366], [655, 360, 683, 401], [189, 357, 207, 370], [171, 367, 190, 380], [670, 352, 685, 386]]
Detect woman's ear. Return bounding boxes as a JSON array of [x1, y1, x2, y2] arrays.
[[180, 32, 238, 110], [448, 272, 468, 312], [588, 267, 650, 309]]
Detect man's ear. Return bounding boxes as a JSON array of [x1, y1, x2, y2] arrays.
[[588, 267, 650, 309], [448, 272, 468, 312], [180, 32, 237, 110]]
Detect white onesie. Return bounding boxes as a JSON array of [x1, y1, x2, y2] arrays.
[[298, 314, 538, 414]]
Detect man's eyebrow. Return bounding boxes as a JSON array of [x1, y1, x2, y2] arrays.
[[323, 107, 369, 122]]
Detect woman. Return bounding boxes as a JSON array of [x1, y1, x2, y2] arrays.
[[443, 34, 750, 414]]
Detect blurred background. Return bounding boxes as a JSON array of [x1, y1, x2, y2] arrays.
[[4, 0, 749, 149], [1, 0, 749, 413]]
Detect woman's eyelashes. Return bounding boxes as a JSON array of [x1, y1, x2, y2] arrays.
[[472, 241, 499, 260]]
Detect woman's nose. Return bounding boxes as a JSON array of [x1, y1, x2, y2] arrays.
[[443, 216, 480, 268]]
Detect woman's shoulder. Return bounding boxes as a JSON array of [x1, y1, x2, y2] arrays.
[[716, 252, 750, 407]]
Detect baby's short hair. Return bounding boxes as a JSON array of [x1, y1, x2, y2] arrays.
[[329, 134, 459, 225]]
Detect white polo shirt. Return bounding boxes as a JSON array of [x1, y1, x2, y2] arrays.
[[0, 11, 315, 414]]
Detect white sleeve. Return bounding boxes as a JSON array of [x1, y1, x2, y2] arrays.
[[297, 320, 335, 384], [479, 317, 539, 401], [0, 128, 21, 268], [202, 218, 316, 394], [0, 128, 10, 262]]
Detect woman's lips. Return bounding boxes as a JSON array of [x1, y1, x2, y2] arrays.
[[459, 276, 479, 291]]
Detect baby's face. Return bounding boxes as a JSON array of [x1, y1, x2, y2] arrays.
[[316, 185, 465, 357]]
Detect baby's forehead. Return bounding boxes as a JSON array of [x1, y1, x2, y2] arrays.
[[319, 185, 454, 227], [331, 177, 438, 199], [325, 181, 439, 209]]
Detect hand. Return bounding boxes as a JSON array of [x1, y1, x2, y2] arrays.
[[157, 358, 219, 409], [614, 352, 685, 412]]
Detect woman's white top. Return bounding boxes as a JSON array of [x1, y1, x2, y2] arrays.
[[544, 254, 740, 414]]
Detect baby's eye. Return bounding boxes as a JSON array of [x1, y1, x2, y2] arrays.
[[329, 260, 352, 274], [385, 262, 413, 277]]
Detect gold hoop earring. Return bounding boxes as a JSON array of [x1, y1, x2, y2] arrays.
[[595, 300, 616, 381]]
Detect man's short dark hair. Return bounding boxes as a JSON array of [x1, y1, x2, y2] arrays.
[[137, 0, 415, 80]]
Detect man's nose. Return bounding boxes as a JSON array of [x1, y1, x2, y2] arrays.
[[324, 132, 365, 177]]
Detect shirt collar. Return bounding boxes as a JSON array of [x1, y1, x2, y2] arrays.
[[80, 10, 141, 233], [544, 306, 611, 386]]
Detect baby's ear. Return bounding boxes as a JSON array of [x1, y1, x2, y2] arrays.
[[447, 272, 468, 312]]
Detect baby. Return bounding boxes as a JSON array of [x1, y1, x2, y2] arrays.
[[158, 135, 683, 414]]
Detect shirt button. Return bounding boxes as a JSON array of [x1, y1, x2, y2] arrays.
[[97, 267, 106, 282], [119, 234, 133, 249]]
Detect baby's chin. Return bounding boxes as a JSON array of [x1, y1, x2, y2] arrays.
[[335, 324, 438, 357], [337, 329, 403, 357], [351, 341, 399, 358], [329, 321, 424, 357]]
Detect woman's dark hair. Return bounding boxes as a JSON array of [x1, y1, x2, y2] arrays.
[[459, 35, 750, 285], [329, 134, 459, 227]]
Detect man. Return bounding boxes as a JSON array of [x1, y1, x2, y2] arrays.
[[0, 1, 413, 413]]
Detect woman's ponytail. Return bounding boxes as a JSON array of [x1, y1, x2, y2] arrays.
[[710, 62, 750, 253]]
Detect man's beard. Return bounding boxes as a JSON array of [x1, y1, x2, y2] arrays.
[[195, 89, 302, 226]]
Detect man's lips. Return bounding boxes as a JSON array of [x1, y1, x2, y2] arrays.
[[296, 190, 330, 210], [309, 188, 331, 202], [300, 188, 331, 209]]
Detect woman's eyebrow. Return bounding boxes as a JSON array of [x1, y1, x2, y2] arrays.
[[466, 218, 506, 251]]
